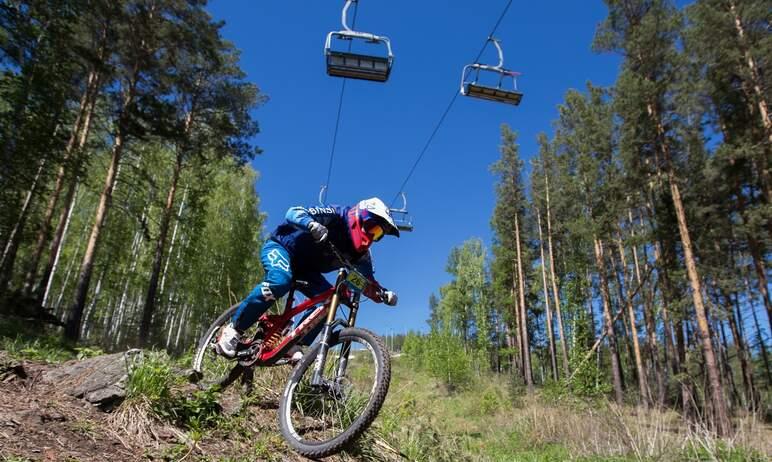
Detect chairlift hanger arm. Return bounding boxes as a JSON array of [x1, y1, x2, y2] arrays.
[[489, 37, 505, 69], [389, 192, 414, 232], [318, 185, 327, 206], [328, 0, 393, 57]]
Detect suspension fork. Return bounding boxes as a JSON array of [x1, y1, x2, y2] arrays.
[[336, 293, 360, 378], [312, 269, 346, 386]]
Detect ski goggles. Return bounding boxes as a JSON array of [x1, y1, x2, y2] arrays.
[[364, 222, 385, 242]]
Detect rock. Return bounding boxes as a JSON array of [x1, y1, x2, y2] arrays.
[[41, 349, 143, 408], [0, 351, 27, 382], [40, 409, 66, 423]]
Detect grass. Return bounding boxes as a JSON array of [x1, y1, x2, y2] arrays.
[[373, 357, 771, 462], [0, 314, 103, 363], [1, 317, 767, 461]]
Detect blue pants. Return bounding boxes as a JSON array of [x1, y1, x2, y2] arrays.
[[232, 240, 332, 345]]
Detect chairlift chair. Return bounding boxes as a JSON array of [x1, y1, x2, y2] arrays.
[[389, 193, 414, 232], [325, 0, 394, 82], [461, 38, 523, 106]]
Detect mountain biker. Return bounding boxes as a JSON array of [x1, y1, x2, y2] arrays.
[[216, 197, 400, 358]]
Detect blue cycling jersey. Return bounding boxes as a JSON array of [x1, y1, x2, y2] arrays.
[[270, 205, 374, 277]]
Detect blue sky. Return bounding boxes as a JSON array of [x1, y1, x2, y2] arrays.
[[205, 0, 626, 336]]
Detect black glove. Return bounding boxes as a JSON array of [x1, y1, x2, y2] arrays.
[[308, 222, 328, 242]]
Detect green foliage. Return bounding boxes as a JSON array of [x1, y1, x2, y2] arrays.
[[402, 331, 424, 368], [74, 346, 104, 360], [566, 312, 612, 399], [478, 387, 505, 416], [126, 352, 221, 431], [0, 335, 77, 363], [163, 387, 222, 432], [403, 331, 474, 392], [125, 352, 175, 401], [680, 442, 768, 462]]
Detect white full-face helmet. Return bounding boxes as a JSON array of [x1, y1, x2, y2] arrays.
[[346, 197, 400, 252]]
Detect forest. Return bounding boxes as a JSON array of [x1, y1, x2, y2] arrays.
[[0, 0, 265, 352], [0, 0, 769, 458], [408, 0, 770, 440]]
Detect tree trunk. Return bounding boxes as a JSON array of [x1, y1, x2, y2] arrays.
[[158, 186, 187, 297], [669, 173, 731, 435], [728, 0, 771, 143], [747, 285, 772, 386], [616, 277, 639, 387], [615, 238, 649, 407], [0, 158, 47, 295], [23, 68, 101, 295], [42, 184, 77, 307], [629, 210, 664, 406], [52, 216, 90, 316], [64, 119, 128, 341], [545, 173, 570, 376], [733, 184, 772, 334], [593, 237, 624, 404], [746, 236, 772, 334], [514, 213, 533, 391], [729, 291, 756, 409], [648, 90, 732, 434], [716, 317, 739, 410], [510, 283, 523, 377], [537, 209, 558, 380], [139, 153, 183, 345], [38, 176, 79, 305]]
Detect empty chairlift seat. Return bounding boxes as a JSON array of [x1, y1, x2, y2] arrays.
[[324, 0, 394, 83], [463, 70, 523, 106], [460, 38, 523, 106], [326, 33, 393, 82]]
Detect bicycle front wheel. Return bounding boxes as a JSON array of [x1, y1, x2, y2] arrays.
[[278, 327, 391, 458]]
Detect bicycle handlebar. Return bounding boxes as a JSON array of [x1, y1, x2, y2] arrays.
[[323, 241, 387, 301]]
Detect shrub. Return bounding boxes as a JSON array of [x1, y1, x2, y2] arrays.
[[401, 331, 425, 368], [423, 332, 473, 392], [478, 388, 504, 416], [401, 331, 475, 392]]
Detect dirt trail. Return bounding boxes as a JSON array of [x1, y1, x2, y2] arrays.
[[0, 359, 142, 461], [0, 354, 386, 462]]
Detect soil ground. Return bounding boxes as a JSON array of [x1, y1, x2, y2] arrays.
[[0, 356, 385, 462]]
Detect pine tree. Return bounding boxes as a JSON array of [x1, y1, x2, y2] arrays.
[[595, 0, 731, 434], [491, 125, 533, 390]]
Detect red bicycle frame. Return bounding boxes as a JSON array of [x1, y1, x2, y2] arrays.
[[248, 286, 335, 365]]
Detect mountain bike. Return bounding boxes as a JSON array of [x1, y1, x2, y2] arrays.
[[191, 243, 392, 459]]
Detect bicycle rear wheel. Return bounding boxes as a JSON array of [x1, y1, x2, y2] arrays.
[[278, 327, 390, 458], [191, 304, 243, 389]]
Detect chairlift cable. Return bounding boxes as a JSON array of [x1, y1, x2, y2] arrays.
[[322, 1, 359, 204], [390, 0, 514, 207]]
